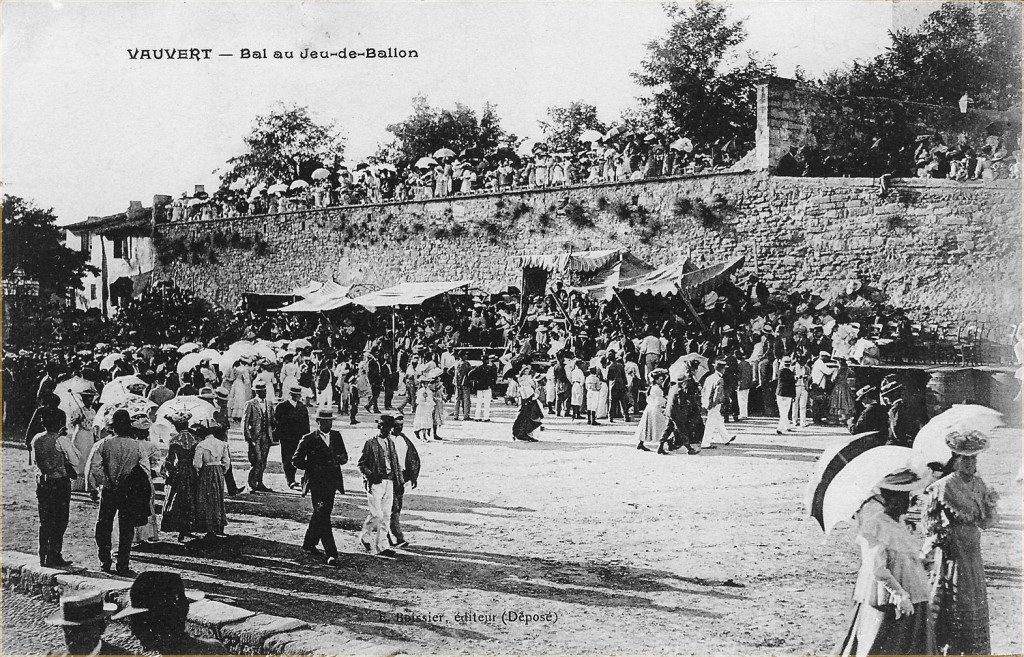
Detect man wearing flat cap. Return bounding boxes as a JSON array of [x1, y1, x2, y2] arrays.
[[293, 407, 348, 567], [243, 380, 275, 492], [275, 383, 310, 491], [113, 571, 224, 654], [46, 589, 127, 656]]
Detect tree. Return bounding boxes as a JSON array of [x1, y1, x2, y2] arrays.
[[632, 1, 775, 149], [380, 95, 513, 165], [538, 101, 608, 153], [2, 195, 97, 297], [217, 104, 346, 190], [820, 2, 1021, 110]]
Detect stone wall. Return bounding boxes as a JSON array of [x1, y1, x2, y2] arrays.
[[756, 77, 1009, 172], [156, 171, 1021, 329]]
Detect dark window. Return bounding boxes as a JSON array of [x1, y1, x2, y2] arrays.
[[80, 232, 91, 256], [112, 237, 129, 259]]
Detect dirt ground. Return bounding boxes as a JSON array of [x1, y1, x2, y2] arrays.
[[3, 401, 1021, 655]]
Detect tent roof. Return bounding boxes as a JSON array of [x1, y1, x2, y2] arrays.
[[353, 280, 472, 308], [621, 257, 696, 296], [513, 249, 623, 273], [677, 255, 745, 300], [273, 282, 353, 313], [290, 280, 324, 297]]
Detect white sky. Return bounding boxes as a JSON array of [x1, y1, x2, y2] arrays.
[[1, 1, 908, 223]]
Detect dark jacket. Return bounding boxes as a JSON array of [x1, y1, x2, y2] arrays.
[[776, 368, 796, 398], [468, 364, 497, 392], [394, 431, 421, 486], [293, 430, 348, 494], [274, 400, 310, 443], [887, 399, 919, 447], [606, 362, 627, 392], [851, 401, 889, 437], [357, 435, 404, 488]]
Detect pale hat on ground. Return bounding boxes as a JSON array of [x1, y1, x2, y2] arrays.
[[46, 590, 116, 626], [945, 430, 990, 456]]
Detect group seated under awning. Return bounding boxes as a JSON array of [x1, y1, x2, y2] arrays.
[[352, 280, 473, 310], [273, 281, 355, 313]]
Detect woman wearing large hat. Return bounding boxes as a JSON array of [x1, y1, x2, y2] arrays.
[[835, 468, 935, 656], [633, 368, 669, 452], [923, 430, 999, 656]]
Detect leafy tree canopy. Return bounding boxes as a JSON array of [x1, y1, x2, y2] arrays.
[[538, 101, 608, 153], [2, 195, 97, 296], [217, 104, 346, 191], [632, 1, 775, 148], [819, 2, 1022, 110], [380, 95, 513, 166]]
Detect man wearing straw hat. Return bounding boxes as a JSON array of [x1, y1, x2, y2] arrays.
[[357, 414, 403, 556], [112, 571, 223, 654], [293, 407, 348, 567], [880, 375, 920, 448], [46, 589, 127, 656], [850, 384, 888, 438], [242, 380, 275, 492], [275, 383, 310, 491]]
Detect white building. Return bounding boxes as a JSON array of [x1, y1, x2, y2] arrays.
[[64, 199, 166, 317]]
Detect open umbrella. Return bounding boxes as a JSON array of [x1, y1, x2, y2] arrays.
[[818, 445, 914, 535], [912, 405, 1004, 466], [311, 168, 331, 180], [376, 163, 397, 173], [290, 179, 310, 190], [218, 350, 246, 374], [253, 343, 278, 361], [155, 395, 217, 426], [580, 129, 604, 144], [177, 352, 206, 374], [669, 353, 709, 383], [804, 432, 886, 531], [95, 394, 156, 431], [228, 179, 248, 191], [268, 183, 289, 194], [670, 137, 694, 152], [100, 375, 148, 404], [99, 353, 125, 371], [433, 148, 456, 159], [288, 337, 313, 351], [228, 341, 261, 358], [604, 126, 626, 141], [197, 348, 220, 362], [177, 342, 202, 354], [515, 139, 540, 157], [415, 156, 438, 169], [187, 198, 205, 207], [55, 377, 97, 419]]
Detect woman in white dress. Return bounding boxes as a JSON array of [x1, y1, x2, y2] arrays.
[[68, 391, 97, 493], [131, 415, 163, 545], [226, 360, 253, 421], [253, 362, 278, 407], [596, 356, 611, 420], [634, 369, 669, 452], [413, 379, 435, 440]]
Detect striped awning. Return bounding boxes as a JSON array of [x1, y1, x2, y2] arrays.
[[274, 281, 353, 312], [512, 249, 622, 273]]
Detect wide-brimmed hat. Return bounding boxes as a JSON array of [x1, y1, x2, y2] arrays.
[[110, 571, 203, 620], [197, 387, 215, 401], [945, 430, 990, 456], [880, 375, 902, 397], [46, 590, 116, 626], [818, 351, 831, 359], [878, 467, 928, 492], [215, 387, 229, 402], [315, 407, 334, 421], [287, 383, 303, 396], [164, 410, 191, 425], [252, 380, 267, 391], [855, 385, 877, 401], [649, 368, 669, 381]]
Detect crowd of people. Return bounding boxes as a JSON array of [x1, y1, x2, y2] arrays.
[[167, 129, 747, 222]]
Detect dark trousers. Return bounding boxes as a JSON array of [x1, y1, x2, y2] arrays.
[[349, 390, 359, 423], [303, 483, 338, 559], [37, 478, 71, 565], [280, 437, 300, 485], [390, 488, 405, 544], [609, 387, 630, 421], [247, 439, 270, 489], [368, 383, 381, 412], [96, 487, 135, 570], [454, 386, 471, 419], [384, 384, 394, 410], [219, 438, 241, 494]]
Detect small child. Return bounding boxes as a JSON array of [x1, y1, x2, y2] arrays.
[[504, 374, 519, 406], [585, 367, 602, 426]]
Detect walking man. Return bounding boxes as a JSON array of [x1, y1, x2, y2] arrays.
[[243, 380, 274, 492], [606, 352, 631, 422], [452, 353, 472, 420], [701, 361, 736, 449], [775, 356, 796, 434], [275, 384, 310, 491], [389, 413, 420, 549], [365, 349, 382, 413], [32, 410, 79, 567], [470, 355, 497, 422], [87, 409, 148, 575], [293, 408, 348, 567], [357, 414, 403, 556]]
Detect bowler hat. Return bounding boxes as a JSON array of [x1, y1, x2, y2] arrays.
[[110, 571, 203, 620], [46, 590, 116, 627]]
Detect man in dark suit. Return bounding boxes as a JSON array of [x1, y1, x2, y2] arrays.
[[388, 413, 420, 549], [365, 349, 382, 413], [606, 352, 630, 422], [292, 408, 348, 567], [274, 384, 310, 491]]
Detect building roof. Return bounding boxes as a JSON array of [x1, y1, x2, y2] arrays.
[[65, 203, 152, 235]]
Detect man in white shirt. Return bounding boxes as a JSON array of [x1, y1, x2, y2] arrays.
[[700, 361, 736, 449], [639, 328, 663, 380], [809, 351, 837, 424]]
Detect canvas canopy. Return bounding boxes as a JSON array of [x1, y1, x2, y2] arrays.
[[274, 282, 354, 313], [676, 255, 745, 300], [513, 249, 622, 273], [353, 280, 472, 309], [290, 280, 324, 297]]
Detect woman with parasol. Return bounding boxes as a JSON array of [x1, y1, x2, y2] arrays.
[[159, 410, 200, 543], [834, 468, 935, 656], [922, 430, 999, 656]]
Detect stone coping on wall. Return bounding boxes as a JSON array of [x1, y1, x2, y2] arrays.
[[0, 550, 407, 657], [159, 171, 1020, 232]]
